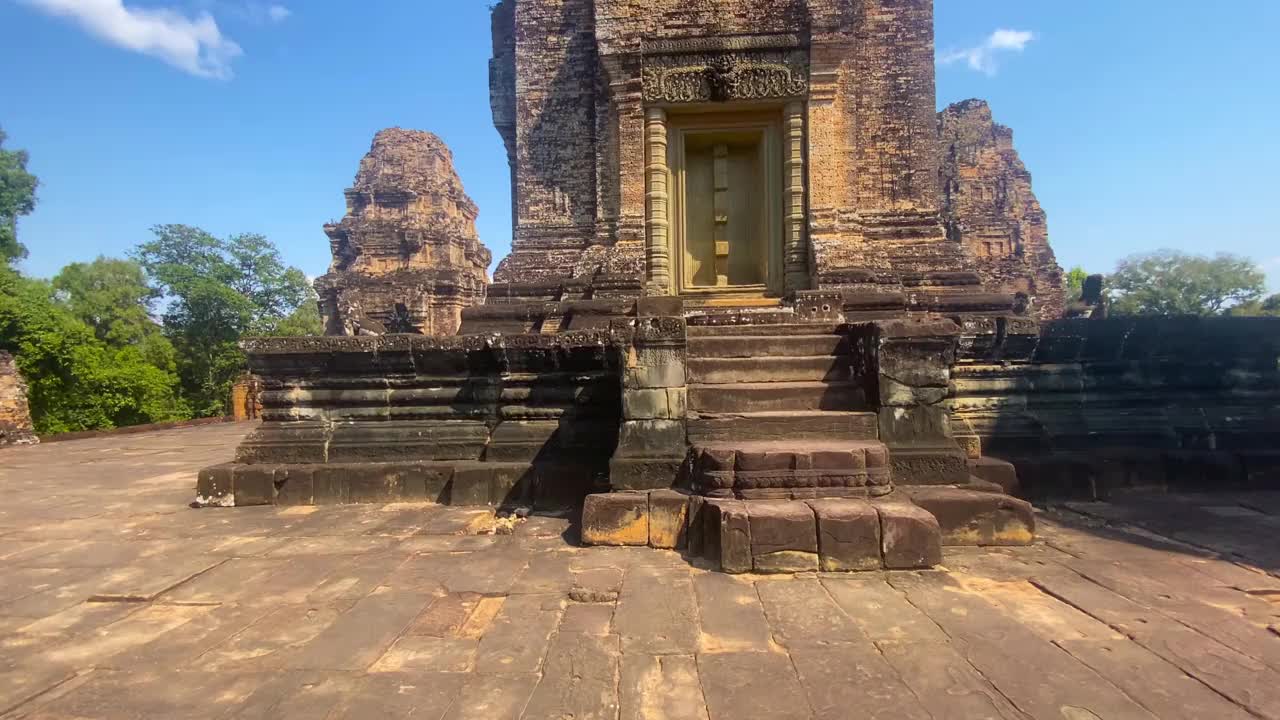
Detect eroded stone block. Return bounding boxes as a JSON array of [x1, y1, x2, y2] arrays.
[[648, 490, 690, 549], [703, 499, 751, 574], [582, 492, 649, 547], [904, 487, 1034, 546], [876, 502, 942, 569], [748, 501, 818, 573], [807, 498, 881, 572]]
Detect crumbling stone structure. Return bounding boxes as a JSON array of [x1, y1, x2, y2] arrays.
[[315, 129, 492, 336], [0, 351, 38, 447], [200, 0, 1278, 576], [939, 100, 1064, 319]]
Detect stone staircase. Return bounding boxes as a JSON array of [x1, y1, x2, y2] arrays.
[[685, 322, 879, 445]]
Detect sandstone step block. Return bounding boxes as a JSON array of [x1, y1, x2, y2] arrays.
[[701, 498, 753, 574], [687, 411, 879, 444], [876, 501, 943, 569], [688, 334, 850, 359], [747, 500, 819, 573], [692, 440, 891, 499], [968, 456, 1020, 495], [806, 498, 881, 572], [582, 492, 649, 546], [688, 356, 850, 384], [689, 381, 867, 414], [903, 487, 1035, 546]]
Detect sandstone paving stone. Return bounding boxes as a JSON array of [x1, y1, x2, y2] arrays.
[[417, 508, 496, 536], [875, 640, 1030, 720], [369, 635, 478, 672], [40, 603, 210, 669], [406, 592, 483, 637], [512, 551, 574, 594], [9, 599, 142, 640], [620, 654, 709, 720], [399, 534, 506, 553], [559, 602, 615, 635], [441, 672, 540, 720], [692, 571, 772, 652], [820, 576, 949, 644], [521, 632, 620, 720], [890, 572, 1161, 719], [696, 650, 809, 720], [283, 589, 434, 671], [325, 672, 466, 720], [303, 551, 412, 607], [1054, 636, 1258, 720], [7, 669, 268, 720], [263, 535, 400, 557], [756, 578, 865, 647], [570, 566, 624, 603], [614, 564, 698, 655], [790, 642, 933, 720], [198, 604, 344, 671], [443, 546, 531, 595], [107, 602, 276, 670], [1032, 570, 1280, 720], [474, 593, 564, 672]]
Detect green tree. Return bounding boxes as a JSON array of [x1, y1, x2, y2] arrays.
[[52, 257, 159, 345], [1107, 250, 1266, 316], [1229, 293, 1280, 317], [0, 266, 187, 433], [263, 296, 324, 337], [0, 128, 39, 264], [1063, 266, 1089, 304], [133, 225, 311, 415]]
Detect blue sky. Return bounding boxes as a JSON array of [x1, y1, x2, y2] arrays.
[[3, 1, 1278, 291]]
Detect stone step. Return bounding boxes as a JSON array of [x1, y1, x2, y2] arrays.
[[687, 323, 844, 337], [687, 356, 851, 384], [690, 439, 891, 500], [689, 381, 868, 414], [900, 486, 1035, 547], [688, 411, 879, 443], [687, 334, 850, 359]]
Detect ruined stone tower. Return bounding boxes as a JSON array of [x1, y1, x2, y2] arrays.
[[939, 100, 1064, 319], [315, 129, 492, 336], [0, 351, 37, 446]]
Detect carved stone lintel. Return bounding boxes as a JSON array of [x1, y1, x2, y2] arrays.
[[642, 49, 809, 104]]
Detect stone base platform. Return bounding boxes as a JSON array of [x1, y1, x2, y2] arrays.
[[581, 486, 1035, 574], [196, 460, 599, 511]]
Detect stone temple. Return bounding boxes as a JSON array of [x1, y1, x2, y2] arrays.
[[200, 0, 1280, 573]]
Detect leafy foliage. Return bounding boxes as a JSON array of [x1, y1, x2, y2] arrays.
[[133, 225, 311, 416], [0, 267, 187, 433], [1228, 293, 1280, 317], [1063, 266, 1089, 304], [1107, 250, 1266, 316], [0, 128, 39, 264], [52, 257, 160, 345]]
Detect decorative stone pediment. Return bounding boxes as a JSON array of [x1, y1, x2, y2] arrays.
[[641, 44, 808, 104]]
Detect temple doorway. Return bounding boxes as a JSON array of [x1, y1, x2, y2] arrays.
[[668, 112, 784, 296]]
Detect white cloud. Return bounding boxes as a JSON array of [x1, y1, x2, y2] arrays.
[[266, 4, 290, 22], [940, 29, 1035, 76], [21, 0, 242, 79]]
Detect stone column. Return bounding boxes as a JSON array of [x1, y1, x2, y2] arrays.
[[609, 301, 688, 491], [875, 319, 969, 485], [644, 107, 672, 295], [783, 101, 810, 292]]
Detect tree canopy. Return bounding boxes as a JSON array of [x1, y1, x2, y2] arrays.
[[1107, 250, 1267, 316], [0, 128, 39, 264], [133, 225, 312, 416]]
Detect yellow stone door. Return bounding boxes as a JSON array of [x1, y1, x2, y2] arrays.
[[669, 114, 783, 295]]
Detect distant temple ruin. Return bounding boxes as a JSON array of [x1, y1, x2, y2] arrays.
[[315, 129, 491, 336], [0, 351, 37, 446], [939, 99, 1064, 320], [202, 0, 1280, 575]]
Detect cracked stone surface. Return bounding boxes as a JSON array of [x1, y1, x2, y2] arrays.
[[2, 423, 1280, 719]]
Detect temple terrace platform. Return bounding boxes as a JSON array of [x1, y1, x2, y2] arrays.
[[2, 423, 1280, 720]]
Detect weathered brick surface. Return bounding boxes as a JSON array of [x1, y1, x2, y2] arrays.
[[316, 129, 492, 336], [939, 99, 1065, 319], [0, 351, 37, 446], [489, 0, 991, 296]]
